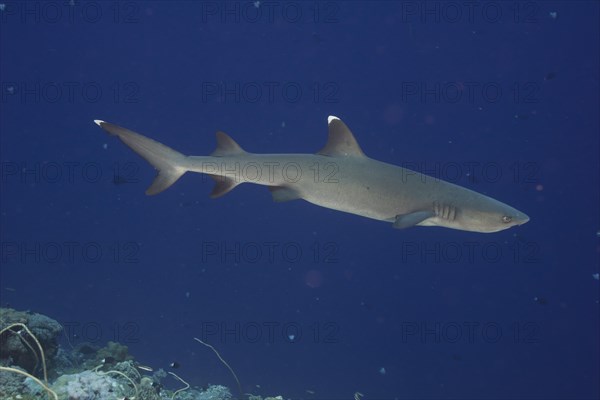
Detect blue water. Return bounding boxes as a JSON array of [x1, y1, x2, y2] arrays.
[[1, 1, 599, 399]]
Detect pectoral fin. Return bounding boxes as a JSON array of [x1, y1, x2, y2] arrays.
[[393, 211, 435, 229]]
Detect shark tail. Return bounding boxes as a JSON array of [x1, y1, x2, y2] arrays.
[[94, 120, 188, 195]]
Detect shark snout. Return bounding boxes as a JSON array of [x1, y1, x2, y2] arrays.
[[515, 212, 530, 226]]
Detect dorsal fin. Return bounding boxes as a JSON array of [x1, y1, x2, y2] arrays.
[[211, 131, 247, 156], [317, 116, 366, 157]]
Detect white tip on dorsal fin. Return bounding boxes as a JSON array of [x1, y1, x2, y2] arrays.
[[318, 116, 366, 157], [211, 131, 247, 156]]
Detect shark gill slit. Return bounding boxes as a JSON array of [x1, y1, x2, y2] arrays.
[[434, 201, 456, 221]]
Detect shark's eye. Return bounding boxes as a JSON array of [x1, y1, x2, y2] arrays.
[[502, 216, 512, 223]]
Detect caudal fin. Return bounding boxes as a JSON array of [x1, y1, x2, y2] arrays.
[[95, 120, 188, 195]]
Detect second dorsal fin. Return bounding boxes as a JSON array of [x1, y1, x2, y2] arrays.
[[211, 131, 247, 156]]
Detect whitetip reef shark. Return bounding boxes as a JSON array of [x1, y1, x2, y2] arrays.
[[95, 116, 529, 233]]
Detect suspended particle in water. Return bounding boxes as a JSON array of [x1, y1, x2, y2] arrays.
[[533, 296, 548, 305]]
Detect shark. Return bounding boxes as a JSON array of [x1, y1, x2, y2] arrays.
[[94, 116, 529, 233]]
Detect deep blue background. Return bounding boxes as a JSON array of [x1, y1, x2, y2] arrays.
[[1, 1, 599, 399]]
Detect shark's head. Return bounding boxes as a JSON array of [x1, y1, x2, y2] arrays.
[[457, 197, 530, 233]]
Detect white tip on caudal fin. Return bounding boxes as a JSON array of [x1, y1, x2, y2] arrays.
[[94, 120, 188, 195]]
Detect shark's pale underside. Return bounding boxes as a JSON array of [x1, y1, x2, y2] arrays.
[[95, 116, 529, 233]]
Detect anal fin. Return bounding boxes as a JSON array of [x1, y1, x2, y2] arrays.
[[393, 211, 435, 229], [210, 175, 238, 198]]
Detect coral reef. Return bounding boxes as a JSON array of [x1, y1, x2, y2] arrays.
[[0, 307, 283, 400], [0, 365, 29, 398], [0, 308, 62, 374], [138, 376, 162, 400], [51, 370, 126, 400]]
